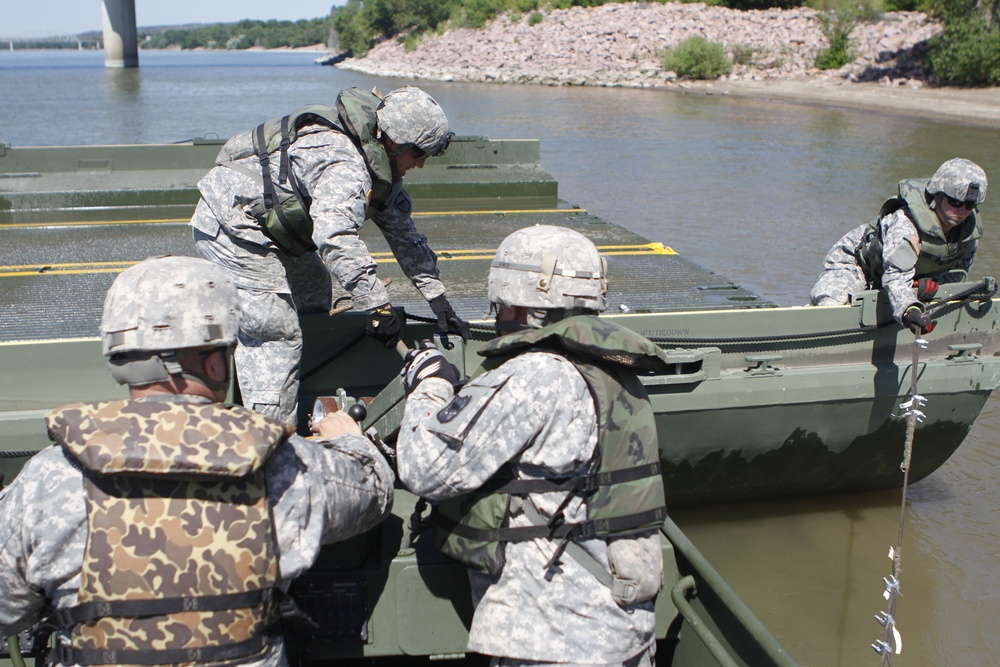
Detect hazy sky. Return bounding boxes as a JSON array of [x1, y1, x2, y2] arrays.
[[4, 1, 347, 38]]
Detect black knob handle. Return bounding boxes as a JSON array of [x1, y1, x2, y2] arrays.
[[347, 402, 367, 422]]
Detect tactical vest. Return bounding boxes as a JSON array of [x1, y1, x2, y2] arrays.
[[858, 178, 982, 285], [216, 88, 399, 256], [47, 398, 294, 665], [433, 315, 669, 576]]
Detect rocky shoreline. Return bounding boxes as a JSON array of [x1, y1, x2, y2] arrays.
[[334, 2, 939, 88], [330, 1, 1000, 129]]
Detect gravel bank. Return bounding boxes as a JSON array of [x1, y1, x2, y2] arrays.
[[332, 1, 1000, 129]]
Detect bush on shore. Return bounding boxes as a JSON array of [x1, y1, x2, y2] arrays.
[[660, 36, 733, 79], [927, 16, 1000, 85], [885, 0, 1000, 85]]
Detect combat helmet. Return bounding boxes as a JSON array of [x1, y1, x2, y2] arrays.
[[488, 225, 607, 328], [927, 158, 988, 207], [377, 86, 453, 158], [101, 255, 241, 386]]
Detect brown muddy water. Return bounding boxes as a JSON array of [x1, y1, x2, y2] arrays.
[[3, 49, 999, 666]]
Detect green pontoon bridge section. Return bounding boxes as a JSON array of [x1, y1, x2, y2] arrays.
[[0, 137, 773, 344], [0, 136, 555, 223]]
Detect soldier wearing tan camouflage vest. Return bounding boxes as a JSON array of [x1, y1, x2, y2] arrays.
[[191, 85, 470, 427], [810, 157, 988, 335], [0, 256, 394, 666], [396, 226, 668, 667]]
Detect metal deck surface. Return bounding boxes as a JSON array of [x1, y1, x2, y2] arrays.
[[1, 206, 774, 343]]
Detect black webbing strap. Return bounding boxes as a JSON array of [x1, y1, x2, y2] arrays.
[[52, 633, 269, 665], [490, 462, 662, 496], [278, 115, 291, 184], [50, 588, 272, 629], [255, 122, 275, 210], [49, 587, 283, 665], [253, 121, 316, 254], [437, 505, 668, 543]]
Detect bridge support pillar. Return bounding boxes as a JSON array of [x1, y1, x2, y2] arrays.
[[102, 0, 139, 68]]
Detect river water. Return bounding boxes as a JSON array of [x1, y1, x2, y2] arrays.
[[3, 49, 999, 665]]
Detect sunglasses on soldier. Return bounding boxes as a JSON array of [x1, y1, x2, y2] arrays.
[[944, 194, 976, 211], [410, 132, 455, 160]]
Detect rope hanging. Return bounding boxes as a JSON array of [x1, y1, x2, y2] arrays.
[[872, 332, 927, 663]]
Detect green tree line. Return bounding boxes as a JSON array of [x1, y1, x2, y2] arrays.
[[140, 18, 334, 50]]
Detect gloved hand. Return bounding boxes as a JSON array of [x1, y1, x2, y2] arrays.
[[429, 295, 471, 340], [401, 339, 460, 395], [912, 277, 939, 302], [903, 306, 936, 335], [365, 304, 402, 348]]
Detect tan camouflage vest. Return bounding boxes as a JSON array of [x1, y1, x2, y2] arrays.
[[215, 87, 399, 256], [433, 315, 669, 575], [859, 178, 982, 284], [47, 398, 293, 665]]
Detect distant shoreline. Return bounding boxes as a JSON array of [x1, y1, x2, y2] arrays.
[[333, 2, 1000, 130], [675, 77, 1000, 130]]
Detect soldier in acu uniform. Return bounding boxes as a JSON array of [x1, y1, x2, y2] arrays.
[[396, 225, 671, 666], [0, 256, 394, 666], [191, 85, 470, 425], [810, 157, 988, 334]]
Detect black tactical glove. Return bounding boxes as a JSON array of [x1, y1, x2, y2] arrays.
[[429, 295, 471, 340], [912, 277, 939, 302], [365, 304, 402, 348], [903, 306, 936, 335], [401, 339, 460, 395]]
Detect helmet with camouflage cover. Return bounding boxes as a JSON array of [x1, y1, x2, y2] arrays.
[[926, 158, 988, 207], [377, 86, 452, 157], [488, 225, 607, 327], [101, 255, 241, 386]]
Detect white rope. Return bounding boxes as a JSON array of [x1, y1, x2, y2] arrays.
[[872, 333, 927, 664]]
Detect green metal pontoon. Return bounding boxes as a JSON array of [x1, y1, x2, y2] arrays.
[[2, 135, 998, 664]]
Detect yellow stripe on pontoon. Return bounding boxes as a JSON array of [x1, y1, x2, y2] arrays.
[[0, 243, 675, 278]]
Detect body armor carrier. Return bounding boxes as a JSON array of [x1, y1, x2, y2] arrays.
[[216, 88, 398, 256], [857, 178, 982, 285], [433, 316, 669, 577], [46, 398, 294, 665]]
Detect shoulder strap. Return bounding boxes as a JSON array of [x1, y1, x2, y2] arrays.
[[253, 119, 316, 254]]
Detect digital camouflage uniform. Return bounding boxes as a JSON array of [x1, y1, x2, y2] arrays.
[[398, 349, 657, 665], [810, 161, 986, 323], [396, 225, 665, 667], [192, 88, 449, 424], [0, 394, 394, 667]]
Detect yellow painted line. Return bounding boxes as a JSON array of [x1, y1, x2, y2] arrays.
[[3, 218, 188, 229], [412, 208, 584, 217], [3, 208, 583, 229], [0, 336, 100, 347], [2, 243, 677, 278], [0, 261, 136, 277], [370, 242, 675, 261]]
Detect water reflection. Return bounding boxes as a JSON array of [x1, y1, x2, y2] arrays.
[[105, 66, 141, 99]]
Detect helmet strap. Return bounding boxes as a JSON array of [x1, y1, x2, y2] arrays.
[[108, 348, 231, 393], [108, 351, 182, 387]]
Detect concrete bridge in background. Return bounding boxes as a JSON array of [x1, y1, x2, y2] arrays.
[[101, 0, 138, 68]]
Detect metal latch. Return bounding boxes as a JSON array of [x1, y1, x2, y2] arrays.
[[947, 343, 982, 364], [745, 354, 783, 376]]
